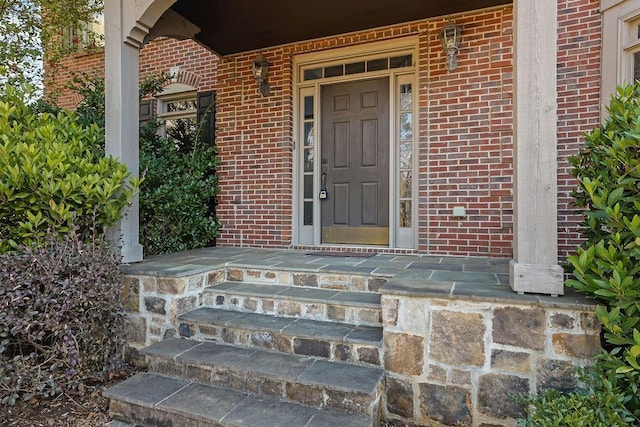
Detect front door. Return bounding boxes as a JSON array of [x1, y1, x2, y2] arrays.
[[321, 78, 390, 245]]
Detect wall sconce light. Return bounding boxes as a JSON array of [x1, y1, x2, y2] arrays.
[[252, 54, 270, 97], [169, 66, 180, 83], [440, 20, 462, 71]]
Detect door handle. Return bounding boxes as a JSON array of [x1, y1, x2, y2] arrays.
[[319, 172, 328, 200]]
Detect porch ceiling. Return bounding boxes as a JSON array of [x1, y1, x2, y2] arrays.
[[170, 0, 511, 56]]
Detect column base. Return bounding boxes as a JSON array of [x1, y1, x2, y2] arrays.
[[120, 243, 144, 264], [509, 260, 564, 296], [106, 223, 144, 264]]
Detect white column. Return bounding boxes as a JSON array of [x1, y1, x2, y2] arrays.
[[510, 0, 564, 295], [105, 0, 144, 262]]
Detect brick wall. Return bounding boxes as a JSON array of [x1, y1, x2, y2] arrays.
[[139, 38, 218, 93], [421, 9, 514, 256], [50, 2, 602, 260], [556, 0, 601, 256], [49, 38, 218, 108], [214, 50, 293, 247], [213, 7, 517, 255], [46, 48, 106, 107]]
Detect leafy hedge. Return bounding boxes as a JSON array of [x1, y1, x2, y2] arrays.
[[565, 83, 640, 420], [61, 73, 220, 255], [518, 370, 635, 426], [0, 231, 126, 405], [139, 117, 220, 255], [0, 85, 139, 252], [520, 83, 640, 425]]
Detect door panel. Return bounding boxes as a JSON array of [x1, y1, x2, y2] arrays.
[[321, 78, 390, 245], [333, 122, 350, 168], [361, 119, 379, 167], [361, 182, 378, 225], [333, 184, 350, 225]]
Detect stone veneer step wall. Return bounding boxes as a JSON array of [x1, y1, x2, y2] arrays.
[[379, 283, 600, 426], [122, 266, 388, 347], [200, 282, 382, 326], [178, 307, 383, 366], [107, 372, 376, 427], [122, 262, 600, 426], [140, 338, 385, 418]]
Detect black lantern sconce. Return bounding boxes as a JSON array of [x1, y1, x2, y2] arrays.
[[440, 20, 462, 71], [252, 54, 270, 97]]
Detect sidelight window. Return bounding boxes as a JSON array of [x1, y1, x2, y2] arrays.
[[302, 95, 315, 226], [397, 81, 413, 229]]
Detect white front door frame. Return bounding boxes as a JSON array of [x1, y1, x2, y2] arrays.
[[292, 39, 418, 249]]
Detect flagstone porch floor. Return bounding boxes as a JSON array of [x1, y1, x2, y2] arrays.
[[122, 247, 593, 308]]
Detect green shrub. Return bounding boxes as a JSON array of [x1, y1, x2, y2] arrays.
[[0, 85, 139, 252], [53, 73, 219, 255], [564, 83, 640, 419], [518, 370, 635, 427], [140, 117, 220, 255], [67, 72, 106, 138], [0, 231, 126, 405]]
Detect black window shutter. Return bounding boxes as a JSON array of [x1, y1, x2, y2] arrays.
[[139, 99, 153, 127], [197, 91, 216, 145]]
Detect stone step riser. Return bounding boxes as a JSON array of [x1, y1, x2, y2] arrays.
[[220, 268, 388, 294], [145, 354, 382, 418], [107, 372, 377, 427], [200, 290, 382, 327], [110, 400, 218, 427], [111, 395, 377, 427], [179, 320, 382, 366]]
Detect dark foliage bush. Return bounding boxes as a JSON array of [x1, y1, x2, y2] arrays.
[[0, 231, 126, 405], [518, 368, 635, 426], [139, 117, 220, 255], [56, 73, 220, 255]]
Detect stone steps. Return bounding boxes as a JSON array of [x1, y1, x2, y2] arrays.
[[135, 338, 385, 419], [178, 307, 383, 366], [106, 372, 374, 427], [108, 266, 387, 426], [200, 281, 382, 326]]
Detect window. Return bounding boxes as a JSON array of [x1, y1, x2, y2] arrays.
[[397, 81, 413, 228], [301, 54, 413, 81], [624, 17, 640, 82], [601, 1, 640, 110], [157, 91, 198, 149], [62, 13, 104, 50], [302, 95, 315, 226], [157, 83, 198, 148], [151, 83, 216, 150]]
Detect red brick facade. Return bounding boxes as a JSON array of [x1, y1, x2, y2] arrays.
[[422, 9, 514, 256], [52, 2, 601, 259], [47, 48, 105, 107], [556, 0, 602, 255]]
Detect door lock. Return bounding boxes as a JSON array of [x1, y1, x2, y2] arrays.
[[319, 171, 328, 200]]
